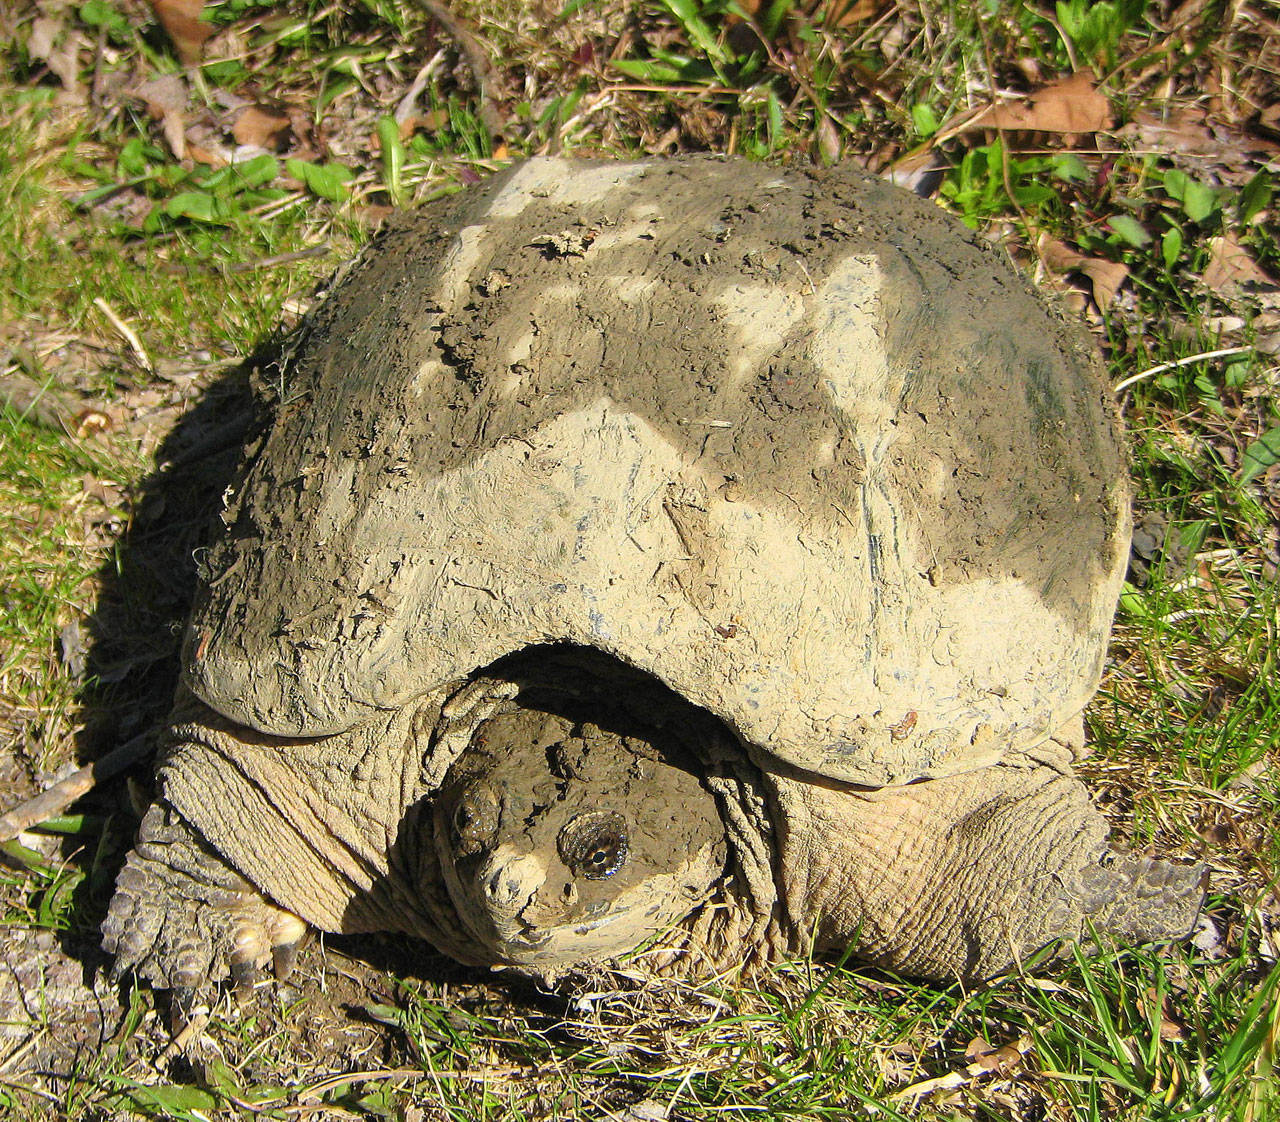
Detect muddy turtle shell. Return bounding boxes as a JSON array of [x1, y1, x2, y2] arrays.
[[184, 156, 1130, 787]]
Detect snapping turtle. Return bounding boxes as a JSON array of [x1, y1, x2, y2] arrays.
[[103, 156, 1202, 998]]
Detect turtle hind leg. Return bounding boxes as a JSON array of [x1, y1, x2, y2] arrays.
[[103, 801, 308, 1009], [769, 760, 1204, 981]]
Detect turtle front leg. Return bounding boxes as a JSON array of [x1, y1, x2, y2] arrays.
[[103, 801, 308, 1009], [768, 758, 1203, 980]]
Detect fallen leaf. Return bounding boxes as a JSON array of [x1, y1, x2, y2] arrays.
[[962, 1035, 1030, 1077], [134, 73, 187, 117], [1145, 986, 1188, 1042], [884, 148, 948, 196], [134, 74, 189, 161], [1204, 235, 1273, 292], [187, 143, 225, 167], [1139, 113, 1277, 180], [150, 0, 215, 66], [232, 105, 291, 149], [1037, 232, 1129, 307], [966, 71, 1112, 136], [29, 15, 86, 101]]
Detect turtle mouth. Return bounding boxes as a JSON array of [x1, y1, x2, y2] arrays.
[[437, 830, 726, 965]]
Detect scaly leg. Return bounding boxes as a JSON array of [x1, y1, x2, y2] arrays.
[[769, 757, 1203, 980], [102, 802, 308, 1010]]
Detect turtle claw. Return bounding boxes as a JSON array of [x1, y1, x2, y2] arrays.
[[271, 936, 306, 982], [104, 801, 307, 1004], [229, 956, 264, 994]]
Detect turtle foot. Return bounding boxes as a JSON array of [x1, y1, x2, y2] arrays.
[[1081, 852, 1206, 944], [103, 801, 309, 1011]]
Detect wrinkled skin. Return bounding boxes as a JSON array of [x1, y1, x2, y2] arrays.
[[103, 657, 1203, 1000]]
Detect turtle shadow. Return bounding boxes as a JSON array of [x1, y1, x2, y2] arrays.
[[0, 350, 278, 1065], [59, 353, 272, 974]]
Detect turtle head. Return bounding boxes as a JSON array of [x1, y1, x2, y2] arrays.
[[433, 707, 726, 970]]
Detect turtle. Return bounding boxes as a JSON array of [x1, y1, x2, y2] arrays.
[[102, 156, 1203, 1001]]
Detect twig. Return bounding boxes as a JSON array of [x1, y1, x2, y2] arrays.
[[395, 48, 446, 123], [162, 246, 334, 276], [157, 1010, 210, 1063], [1113, 346, 1252, 394], [0, 1072, 60, 1103], [0, 1031, 44, 1074], [0, 733, 153, 843], [299, 1065, 530, 1101], [93, 297, 155, 374], [225, 246, 333, 274]]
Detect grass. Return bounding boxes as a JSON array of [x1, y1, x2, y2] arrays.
[[0, 0, 1277, 1118]]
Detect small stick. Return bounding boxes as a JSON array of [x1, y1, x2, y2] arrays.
[[162, 246, 334, 276], [0, 732, 153, 843], [1113, 346, 1251, 394], [224, 246, 333, 274], [158, 1010, 209, 1062], [93, 297, 155, 374]]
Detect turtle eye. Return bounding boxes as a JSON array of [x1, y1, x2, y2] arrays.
[[450, 783, 500, 856], [558, 811, 629, 880]]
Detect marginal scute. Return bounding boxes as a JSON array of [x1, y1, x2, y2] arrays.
[[184, 156, 1130, 786]]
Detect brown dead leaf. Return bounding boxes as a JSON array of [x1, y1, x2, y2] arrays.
[[967, 71, 1111, 136], [885, 148, 947, 195], [1204, 235, 1273, 292], [1121, 109, 1279, 174], [150, 0, 215, 66], [186, 143, 224, 167], [1037, 232, 1129, 307], [134, 74, 188, 161], [28, 14, 86, 102], [963, 1035, 1028, 1077], [134, 73, 187, 117], [232, 105, 291, 149], [1144, 987, 1188, 1042]]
